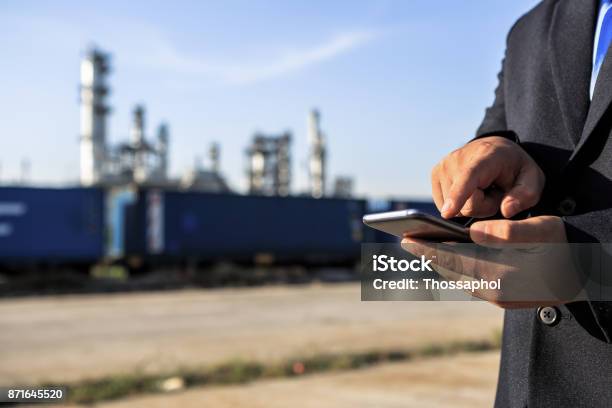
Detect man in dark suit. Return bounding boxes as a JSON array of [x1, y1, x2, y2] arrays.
[[402, 1, 612, 407]]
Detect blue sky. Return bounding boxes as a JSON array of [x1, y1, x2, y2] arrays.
[[0, 0, 539, 198]]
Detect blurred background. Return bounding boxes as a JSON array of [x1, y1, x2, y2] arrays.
[[0, 1, 537, 406]]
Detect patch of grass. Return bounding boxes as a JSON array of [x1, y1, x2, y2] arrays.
[[40, 334, 501, 405], [90, 265, 129, 281], [61, 375, 157, 404]]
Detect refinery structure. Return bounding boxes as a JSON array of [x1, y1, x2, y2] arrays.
[[78, 47, 352, 198], [78, 48, 228, 193]]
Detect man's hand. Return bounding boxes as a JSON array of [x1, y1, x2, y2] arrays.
[[432, 136, 545, 219], [469, 215, 566, 244], [400, 216, 581, 309]]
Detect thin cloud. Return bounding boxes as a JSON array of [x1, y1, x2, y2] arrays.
[[3, 13, 380, 86], [153, 30, 380, 85]]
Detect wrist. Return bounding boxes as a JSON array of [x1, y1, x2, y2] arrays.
[[471, 130, 519, 144]]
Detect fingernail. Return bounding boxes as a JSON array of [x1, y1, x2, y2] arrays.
[[506, 200, 520, 217], [441, 199, 453, 216]]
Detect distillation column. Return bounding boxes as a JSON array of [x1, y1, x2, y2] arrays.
[[79, 48, 111, 185], [308, 109, 326, 198]]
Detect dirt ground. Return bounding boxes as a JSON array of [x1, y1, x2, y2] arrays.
[[87, 351, 501, 408], [0, 283, 503, 387]]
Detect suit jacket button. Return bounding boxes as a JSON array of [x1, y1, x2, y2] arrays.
[[558, 197, 576, 216], [538, 306, 561, 326]]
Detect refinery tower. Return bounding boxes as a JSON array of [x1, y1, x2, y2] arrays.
[[308, 109, 326, 198], [79, 48, 110, 186], [78, 47, 199, 189]]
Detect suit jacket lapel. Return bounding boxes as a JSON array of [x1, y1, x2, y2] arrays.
[[572, 27, 612, 162], [549, 0, 597, 147]]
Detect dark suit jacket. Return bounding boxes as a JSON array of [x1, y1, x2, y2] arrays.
[[475, 0, 612, 407]]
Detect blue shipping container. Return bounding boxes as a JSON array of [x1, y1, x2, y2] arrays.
[[130, 190, 366, 263], [0, 187, 105, 261]]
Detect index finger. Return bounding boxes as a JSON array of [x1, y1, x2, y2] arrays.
[[441, 172, 479, 218], [442, 160, 497, 218]]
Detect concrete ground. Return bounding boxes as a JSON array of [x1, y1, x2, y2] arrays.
[[93, 351, 501, 408], [0, 283, 503, 387]]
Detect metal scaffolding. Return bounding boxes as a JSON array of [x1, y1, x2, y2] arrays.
[[247, 132, 291, 196]]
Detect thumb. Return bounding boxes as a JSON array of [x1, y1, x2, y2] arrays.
[[469, 217, 550, 247], [500, 163, 545, 218]]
